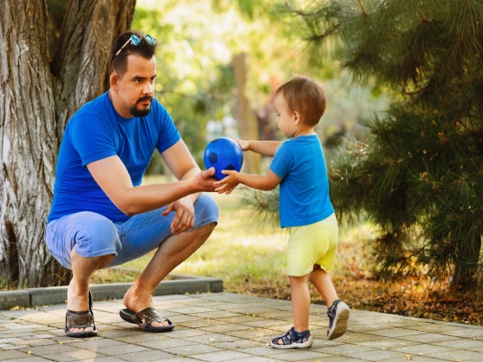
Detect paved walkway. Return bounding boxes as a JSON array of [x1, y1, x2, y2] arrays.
[[1, 292, 483, 361]]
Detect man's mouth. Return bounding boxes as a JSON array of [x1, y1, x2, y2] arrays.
[[137, 97, 153, 106]]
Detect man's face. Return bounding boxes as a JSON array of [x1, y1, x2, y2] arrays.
[[112, 54, 157, 118]]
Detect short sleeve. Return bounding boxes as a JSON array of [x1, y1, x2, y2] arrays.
[[70, 115, 116, 166], [154, 104, 181, 153], [270, 142, 293, 179]]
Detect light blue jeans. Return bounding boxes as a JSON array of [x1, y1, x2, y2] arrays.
[[45, 193, 219, 270]]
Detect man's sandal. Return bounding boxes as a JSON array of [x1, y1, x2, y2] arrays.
[[64, 291, 98, 338], [119, 307, 175, 332], [270, 326, 313, 349]]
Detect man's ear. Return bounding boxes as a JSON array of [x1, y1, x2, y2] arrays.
[[110, 73, 119, 90]]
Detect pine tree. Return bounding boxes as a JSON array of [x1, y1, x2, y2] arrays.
[[289, 0, 483, 289]]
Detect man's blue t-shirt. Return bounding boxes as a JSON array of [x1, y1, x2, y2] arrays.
[[48, 92, 181, 223], [270, 135, 334, 228]]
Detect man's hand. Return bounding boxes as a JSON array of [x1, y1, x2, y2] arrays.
[[193, 167, 217, 191], [162, 197, 195, 235], [163, 167, 217, 235], [214, 170, 240, 194]]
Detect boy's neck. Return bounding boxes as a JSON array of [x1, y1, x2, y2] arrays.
[[292, 126, 316, 138]]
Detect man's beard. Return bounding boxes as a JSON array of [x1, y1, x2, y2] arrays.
[[130, 96, 153, 117]]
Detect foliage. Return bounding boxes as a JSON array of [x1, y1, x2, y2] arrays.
[[287, 0, 483, 289]]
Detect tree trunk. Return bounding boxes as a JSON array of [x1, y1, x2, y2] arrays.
[[0, 0, 135, 288], [233, 53, 262, 174], [452, 233, 482, 290]]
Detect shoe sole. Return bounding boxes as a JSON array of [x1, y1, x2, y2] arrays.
[[270, 335, 313, 349], [328, 302, 350, 340]]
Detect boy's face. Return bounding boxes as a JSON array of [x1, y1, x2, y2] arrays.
[[274, 94, 297, 138]]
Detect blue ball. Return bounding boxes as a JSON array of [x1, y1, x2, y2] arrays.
[[204, 137, 243, 180]]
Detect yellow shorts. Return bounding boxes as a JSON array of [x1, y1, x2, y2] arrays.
[[286, 213, 338, 277]]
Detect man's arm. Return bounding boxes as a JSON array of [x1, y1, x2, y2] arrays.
[[86, 140, 215, 217]]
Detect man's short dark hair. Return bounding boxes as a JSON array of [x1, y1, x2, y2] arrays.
[[109, 30, 157, 77]]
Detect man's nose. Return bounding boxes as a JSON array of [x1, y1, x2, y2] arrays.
[[144, 82, 154, 94]]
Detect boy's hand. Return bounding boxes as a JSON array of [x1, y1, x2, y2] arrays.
[[235, 139, 250, 151], [214, 170, 240, 194]]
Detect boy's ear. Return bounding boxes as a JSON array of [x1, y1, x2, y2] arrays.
[[293, 110, 301, 124]]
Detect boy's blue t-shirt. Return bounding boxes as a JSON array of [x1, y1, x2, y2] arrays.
[[270, 135, 334, 228], [48, 92, 181, 223]]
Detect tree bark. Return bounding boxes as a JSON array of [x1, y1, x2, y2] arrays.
[[0, 0, 135, 288]]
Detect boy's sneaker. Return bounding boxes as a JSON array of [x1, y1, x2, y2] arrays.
[[327, 299, 350, 340], [270, 326, 313, 349]]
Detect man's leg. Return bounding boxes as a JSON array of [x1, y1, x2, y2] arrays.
[[122, 222, 216, 327], [67, 252, 114, 334], [45, 211, 122, 335], [108, 193, 219, 327]]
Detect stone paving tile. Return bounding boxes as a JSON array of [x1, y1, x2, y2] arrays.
[[197, 322, 252, 334], [0, 349, 33, 360], [396, 331, 462, 344], [1, 292, 483, 361], [194, 350, 257, 361], [212, 338, 264, 350], [366, 327, 426, 338], [271, 349, 334, 361], [116, 349, 179, 361], [352, 349, 412, 361], [392, 343, 454, 355], [182, 332, 240, 345], [431, 349, 483, 361], [190, 310, 241, 319], [136, 336, 198, 350], [163, 342, 222, 356]]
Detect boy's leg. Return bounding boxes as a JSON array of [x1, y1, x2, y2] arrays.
[[289, 274, 311, 334], [309, 266, 338, 307], [310, 266, 350, 340]]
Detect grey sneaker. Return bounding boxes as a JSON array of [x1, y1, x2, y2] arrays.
[[327, 299, 350, 340]]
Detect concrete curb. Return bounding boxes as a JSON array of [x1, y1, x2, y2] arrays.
[[0, 274, 223, 310]]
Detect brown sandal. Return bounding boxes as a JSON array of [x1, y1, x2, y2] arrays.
[[119, 307, 175, 332], [65, 291, 98, 338]]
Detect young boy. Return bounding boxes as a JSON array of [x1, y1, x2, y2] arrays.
[[215, 75, 350, 348]]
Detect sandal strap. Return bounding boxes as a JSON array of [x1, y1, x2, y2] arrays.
[[135, 308, 169, 328], [66, 310, 95, 329], [272, 326, 311, 345], [272, 328, 294, 346]]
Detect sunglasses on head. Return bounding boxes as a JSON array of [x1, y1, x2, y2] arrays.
[[114, 34, 155, 58]]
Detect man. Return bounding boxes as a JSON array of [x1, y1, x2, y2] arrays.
[[45, 30, 219, 338]]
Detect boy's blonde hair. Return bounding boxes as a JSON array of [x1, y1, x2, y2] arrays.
[[275, 75, 326, 126]]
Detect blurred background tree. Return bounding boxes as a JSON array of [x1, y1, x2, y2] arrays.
[[274, 0, 483, 290], [133, 0, 380, 175]]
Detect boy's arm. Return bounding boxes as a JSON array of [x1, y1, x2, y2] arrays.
[[214, 169, 281, 194], [238, 140, 282, 157]]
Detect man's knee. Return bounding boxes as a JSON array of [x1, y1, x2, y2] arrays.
[[193, 194, 219, 229], [74, 214, 121, 256]]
